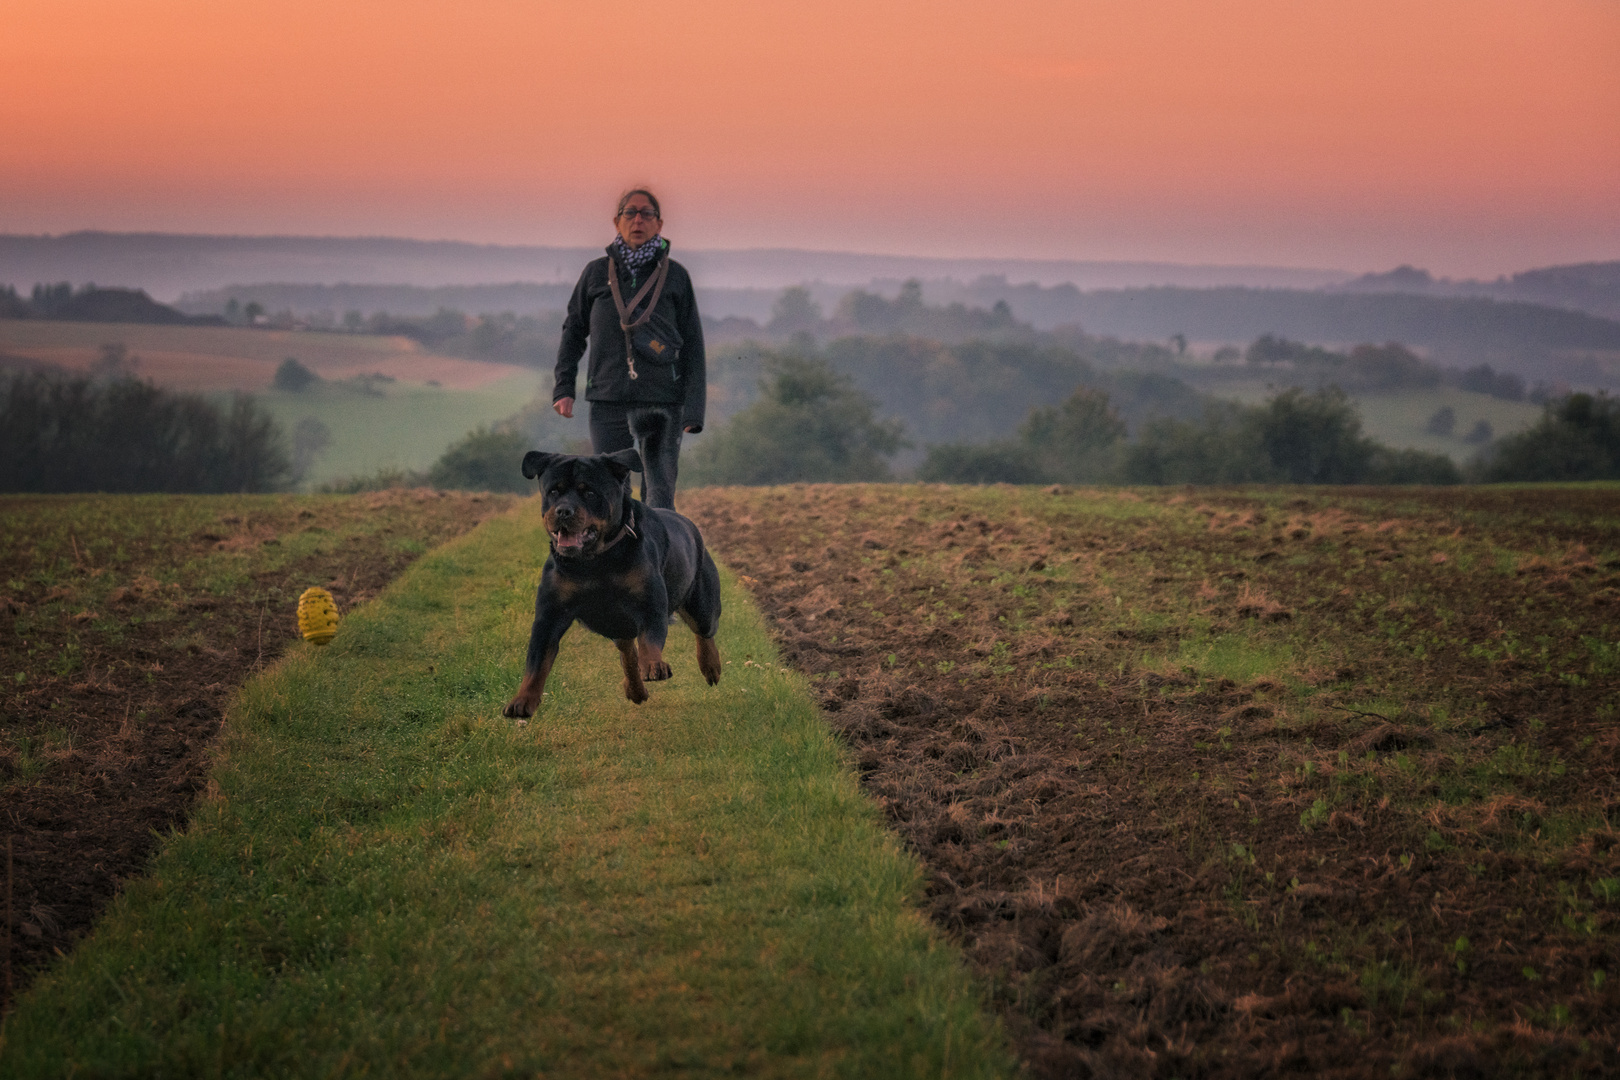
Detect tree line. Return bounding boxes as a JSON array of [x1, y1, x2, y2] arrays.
[[397, 286, 1620, 493], [682, 352, 1620, 489], [0, 369, 292, 493], [1, 283, 223, 326], [11, 281, 1614, 496], [1237, 335, 1542, 400], [922, 279, 1620, 363], [299, 354, 1620, 495]]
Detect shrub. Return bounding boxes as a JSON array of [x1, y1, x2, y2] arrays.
[[273, 357, 320, 392], [1477, 392, 1620, 481], [1343, 343, 1440, 390], [685, 356, 908, 485], [1251, 387, 1375, 483], [919, 386, 1131, 485], [427, 426, 534, 493], [917, 442, 1043, 484], [1122, 387, 1458, 486], [1365, 447, 1463, 485], [1424, 406, 1457, 436], [1021, 386, 1128, 482], [1455, 364, 1526, 401], [1246, 334, 1340, 366], [1121, 403, 1270, 485]]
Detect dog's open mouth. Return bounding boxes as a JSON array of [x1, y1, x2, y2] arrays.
[[551, 526, 598, 554]]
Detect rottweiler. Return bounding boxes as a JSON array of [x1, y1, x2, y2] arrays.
[[502, 448, 722, 718]]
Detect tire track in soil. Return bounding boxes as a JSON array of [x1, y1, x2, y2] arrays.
[[685, 484, 1620, 1080]]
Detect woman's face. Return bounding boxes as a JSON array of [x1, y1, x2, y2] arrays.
[[614, 195, 661, 248]]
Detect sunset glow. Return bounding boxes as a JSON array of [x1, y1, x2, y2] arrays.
[[2, 0, 1616, 274]]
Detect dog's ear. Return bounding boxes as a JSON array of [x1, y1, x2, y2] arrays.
[[521, 451, 559, 481], [601, 447, 643, 479]]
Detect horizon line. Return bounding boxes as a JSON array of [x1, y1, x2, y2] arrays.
[[0, 229, 1360, 276]]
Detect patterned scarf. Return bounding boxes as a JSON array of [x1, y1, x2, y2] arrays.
[[610, 234, 665, 278]]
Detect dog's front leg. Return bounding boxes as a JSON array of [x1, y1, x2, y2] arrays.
[[504, 612, 568, 718], [616, 638, 650, 703], [636, 624, 672, 682]]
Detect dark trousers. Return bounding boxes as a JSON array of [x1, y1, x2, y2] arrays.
[[589, 401, 683, 510]]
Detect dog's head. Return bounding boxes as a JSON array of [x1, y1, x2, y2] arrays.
[[521, 448, 642, 558]]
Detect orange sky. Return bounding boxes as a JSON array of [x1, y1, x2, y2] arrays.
[[1, 0, 1616, 275]]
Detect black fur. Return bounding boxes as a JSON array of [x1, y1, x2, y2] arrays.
[[502, 451, 722, 718]]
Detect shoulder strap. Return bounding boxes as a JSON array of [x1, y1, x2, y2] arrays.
[[606, 251, 669, 333], [605, 252, 670, 381]]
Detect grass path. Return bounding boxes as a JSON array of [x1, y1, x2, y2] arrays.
[[2, 500, 1009, 1078]]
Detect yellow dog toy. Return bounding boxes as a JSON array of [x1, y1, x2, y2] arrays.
[[297, 586, 340, 645]]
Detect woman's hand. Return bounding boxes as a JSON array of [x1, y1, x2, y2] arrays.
[[553, 397, 574, 419]]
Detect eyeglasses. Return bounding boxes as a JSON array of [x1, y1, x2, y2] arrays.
[[618, 206, 659, 221]]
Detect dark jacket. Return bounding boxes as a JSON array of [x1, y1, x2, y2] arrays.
[[552, 242, 707, 432]]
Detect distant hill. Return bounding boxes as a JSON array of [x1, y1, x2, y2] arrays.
[[927, 280, 1620, 375], [175, 282, 578, 321], [10, 232, 1616, 387], [1336, 261, 1620, 320], [1488, 262, 1620, 320], [0, 231, 1352, 300]]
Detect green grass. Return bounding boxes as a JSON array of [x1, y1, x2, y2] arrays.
[[1, 500, 1010, 1078], [1167, 632, 1296, 684], [261, 373, 548, 486], [1350, 388, 1544, 462], [1210, 379, 1544, 462]]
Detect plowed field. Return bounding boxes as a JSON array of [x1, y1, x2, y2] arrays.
[[683, 483, 1620, 1079], [0, 490, 512, 1007]]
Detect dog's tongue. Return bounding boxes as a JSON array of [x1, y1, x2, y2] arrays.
[[555, 531, 585, 552]]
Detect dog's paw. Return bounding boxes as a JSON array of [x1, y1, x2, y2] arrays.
[[642, 660, 673, 681], [697, 638, 722, 685], [502, 697, 536, 719], [622, 678, 650, 704]]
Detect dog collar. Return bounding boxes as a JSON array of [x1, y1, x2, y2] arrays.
[[594, 517, 638, 554]]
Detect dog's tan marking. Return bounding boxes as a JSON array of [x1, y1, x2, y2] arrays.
[[637, 635, 672, 681], [617, 638, 650, 703], [695, 635, 722, 686], [502, 644, 559, 718], [613, 563, 649, 596], [676, 609, 721, 685]]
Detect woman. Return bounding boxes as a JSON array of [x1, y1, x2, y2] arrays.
[[551, 188, 705, 510]]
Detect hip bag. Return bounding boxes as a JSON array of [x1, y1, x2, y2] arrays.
[[606, 253, 681, 380]]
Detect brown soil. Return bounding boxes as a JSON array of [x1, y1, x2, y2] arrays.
[[684, 484, 1620, 1079], [0, 490, 514, 1008]]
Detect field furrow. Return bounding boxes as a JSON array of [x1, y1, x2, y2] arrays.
[[0, 490, 514, 1005], [685, 482, 1620, 1078]]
